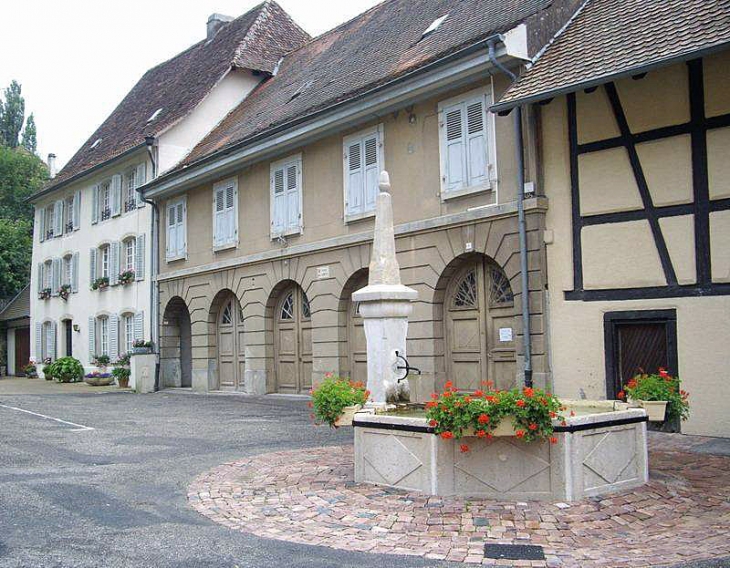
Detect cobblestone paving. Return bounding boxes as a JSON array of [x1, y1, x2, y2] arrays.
[[188, 435, 730, 567]]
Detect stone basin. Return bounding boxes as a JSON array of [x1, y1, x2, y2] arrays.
[[353, 401, 648, 502]]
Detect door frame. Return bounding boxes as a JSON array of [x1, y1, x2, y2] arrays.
[[274, 284, 312, 394], [603, 309, 678, 399], [216, 293, 242, 390]]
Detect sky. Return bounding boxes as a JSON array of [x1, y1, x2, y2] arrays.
[[0, 0, 380, 168]]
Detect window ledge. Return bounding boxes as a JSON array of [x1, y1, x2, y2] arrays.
[[166, 254, 187, 264], [344, 210, 375, 224], [213, 241, 237, 253], [270, 228, 302, 241], [441, 184, 493, 202]]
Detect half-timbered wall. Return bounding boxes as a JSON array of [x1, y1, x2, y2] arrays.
[[542, 51, 730, 437]]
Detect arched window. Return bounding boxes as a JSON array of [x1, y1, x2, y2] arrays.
[[452, 269, 478, 309], [489, 265, 514, 306], [280, 293, 294, 320]]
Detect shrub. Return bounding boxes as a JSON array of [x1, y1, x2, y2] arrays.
[[48, 357, 85, 383], [620, 368, 689, 421], [311, 374, 369, 428], [426, 382, 566, 450]]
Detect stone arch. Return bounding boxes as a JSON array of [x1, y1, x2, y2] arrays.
[[206, 288, 244, 391], [337, 268, 369, 382], [160, 296, 192, 388]]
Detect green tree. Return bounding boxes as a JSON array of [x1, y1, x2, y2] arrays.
[[21, 113, 37, 154], [0, 145, 47, 222], [0, 81, 25, 148], [0, 218, 32, 297]]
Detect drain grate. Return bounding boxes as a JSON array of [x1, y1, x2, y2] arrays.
[[484, 544, 545, 560]]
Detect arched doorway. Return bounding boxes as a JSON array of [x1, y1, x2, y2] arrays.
[[274, 284, 312, 393], [444, 256, 516, 392], [216, 292, 244, 390], [346, 271, 368, 385], [161, 297, 192, 388]]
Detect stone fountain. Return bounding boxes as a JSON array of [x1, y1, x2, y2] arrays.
[[352, 171, 649, 502]]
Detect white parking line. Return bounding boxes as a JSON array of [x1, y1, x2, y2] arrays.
[[0, 403, 95, 432]]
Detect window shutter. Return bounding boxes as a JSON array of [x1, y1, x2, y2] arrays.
[[48, 321, 57, 361], [176, 202, 185, 256], [91, 185, 99, 224], [465, 98, 488, 187], [35, 322, 43, 360], [53, 200, 63, 236], [135, 234, 145, 281], [110, 242, 120, 285], [271, 167, 286, 235], [110, 174, 122, 217], [285, 163, 300, 232], [109, 314, 119, 362], [37, 263, 43, 294], [346, 141, 364, 215], [88, 316, 96, 359], [214, 188, 225, 246], [166, 204, 176, 258], [51, 258, 61, 295], [38, 208, 45, 242], [89, 248, 97, 284], [135, 163, 146, 207], [225, 184, 236, 243], [72, 252, 79, 293], [363, 136, 380, 212], [134, 311, 144, 341], [443, 104, 467, 192], [73, 191, 81, 230]]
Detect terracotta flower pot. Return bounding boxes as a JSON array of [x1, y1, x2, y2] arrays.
[[639, 400, 668, 422], [118, 377, 130, 389], [334, 404, 362, 427]]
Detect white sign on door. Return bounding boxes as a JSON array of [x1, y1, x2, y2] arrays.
[[499, 327, 513, 342]]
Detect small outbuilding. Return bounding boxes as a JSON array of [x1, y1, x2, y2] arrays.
[[0, 285, 31, 376]]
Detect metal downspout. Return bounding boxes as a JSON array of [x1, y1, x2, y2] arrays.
[[140, 136, 161, 392], [487, 40, 533, 388]]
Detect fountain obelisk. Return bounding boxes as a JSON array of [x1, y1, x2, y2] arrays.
[[352, 171, 418, 407]]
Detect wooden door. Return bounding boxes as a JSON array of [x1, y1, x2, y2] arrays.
[[275, 285, 313, 393], [217, 295, 241, 390], [64, 320, 73, 357], [15, 327, 30, 376], [445, 258, 516, 391], [347, 273, 368, 384]]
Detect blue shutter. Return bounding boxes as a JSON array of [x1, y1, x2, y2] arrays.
[[135, 234, 145, 281]]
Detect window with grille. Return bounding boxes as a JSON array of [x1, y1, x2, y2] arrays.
[[45, 206, 55, 239], [343, 125, 383, 218], [213, 179, 237, 248], [64, 196, 74, 233], [100, 245, 110, 278], [98, 316, 109, 356], [125, 169, 137, 212], [438, 88, 495, 196], [100, 182, 111, 220], [270, 155, 302, 237]]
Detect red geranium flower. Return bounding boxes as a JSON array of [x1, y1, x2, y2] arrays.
[[474, 390, 484, 397], [430, 392, 439, 400], [515, 430, 525, 438], [549, 437, 558, 444], [426, 401, 437, 409], [486, 432, 494, 440], [617, 390, 625, 400], [443, 391, 453, 398], [476, 429, 487, 438], [528, 423, 538, 431], [523, 387, 534, 398], [444, 380, 454, 391], [486, 395, 497, 403], [428, 419, 438, 427], [460, 444, 470, 453], [464, 396, 472, 403], [549, 411, 557, 418], [440, 431, 454, 440], [478, 414, 490, 424], [516, 399, 526, 408]]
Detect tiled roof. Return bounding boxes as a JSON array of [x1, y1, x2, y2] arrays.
[[42, 1, 309, 194], [493, 0, 730, 110], [182, 0, 551, 165], [0, 285, 30, 321]]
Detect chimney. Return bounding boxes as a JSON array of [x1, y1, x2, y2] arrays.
[[207, 13, 233, 40], [47, 153, 57, 178]]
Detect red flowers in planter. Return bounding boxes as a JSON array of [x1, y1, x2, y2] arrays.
[[459, 444, 470, 453], [516, 399, 526, 408], [478, 414, 490, 424], [440, 431, 454, 440]]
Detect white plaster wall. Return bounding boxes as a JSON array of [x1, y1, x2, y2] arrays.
[[157, 69, 262, 173], [30, 151, 153, 371]]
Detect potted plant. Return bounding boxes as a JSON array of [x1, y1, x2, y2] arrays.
[[84, 371, 114, 386], [39, 288, 52, 300], [619, 369, 689, 422], [93, 354, 111, 369], [118, 270, 135, 285], [91, 276, 110, 291], [23, 361, 37, 378], [42, 357, 54, 380], [48, 356, 85, 383], [132, 339, 154, 354], [58, 284, 72, 300], [425, 382, 566, 451], [112, 366, 131, 388], [311, 373, 370, 427]]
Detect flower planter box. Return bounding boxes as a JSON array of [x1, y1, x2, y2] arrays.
[[85, 375, 114, 386], [638, 400, 668, 422], [334, 405, 362, 427], [132, 347, 153, 355]]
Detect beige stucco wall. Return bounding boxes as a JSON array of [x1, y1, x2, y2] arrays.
[[541, 53, 730, 438]]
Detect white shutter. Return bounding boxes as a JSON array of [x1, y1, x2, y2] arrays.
[[111, 174, 122, 216], [345, 141, 363, 215], [51, 258, 61, 295], [89, 248, 97, 284], [225, 183, 236, 243], [213, 187, 226, 246], [363, 136, 379, 212], [166, 203, 176, 258], [443, 103, 466, 192], [88, 316, 96, 359], [91, 185, 99, 224], [271, 167, 286, 235], [285, 163, 300, 232], [37, 263, 44, 294], [135, 163, 146, 207], [48, 321, 57, 361], [73, 191, 81, 230], [35, 323, 43, 360], [53, 200, 63, 236], [38, 208, 45, 242], [110, 242, 120, 285], [109, 314, 119, 362], [176, 202, 185, 256], [72, 252, 79, 293], [134, 311, 144, 341], [465, 98, 488, 187], [135, 234, 145, 281]]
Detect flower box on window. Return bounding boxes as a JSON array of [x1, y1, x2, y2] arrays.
[[119, 270, 135, 285], [65, 222, 74, 233], [91, 276, 110, 291], [46, 230, 54, 239], [124, 199, 137, 213], [39, 288, 52, 300], [100, 208, 111, 221], [58, 284, 72, 300], [132, 340, 154, 355]]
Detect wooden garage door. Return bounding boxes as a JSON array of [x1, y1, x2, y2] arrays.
[[445, 258, 516, 392], [347, 273, 368, 385], [275, 285, 312, 394]]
